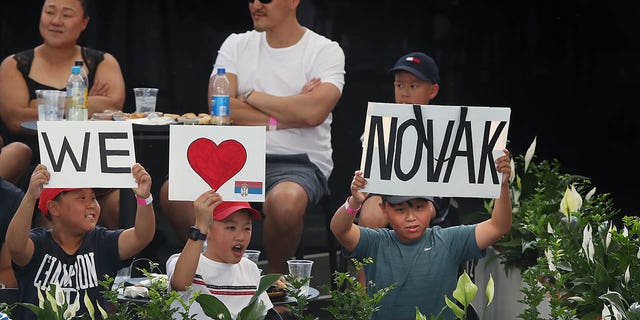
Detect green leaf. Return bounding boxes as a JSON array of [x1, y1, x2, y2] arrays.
[[196, 294, 232, 320], [16, 303, 44, 318], [444, 295, 465, 319], [452, 271, 477, 307], [247, 273, 280, 306], [415, 306, 427, 320], [237, 300, 268, 320]]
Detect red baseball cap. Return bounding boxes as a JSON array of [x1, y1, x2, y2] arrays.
[[213, 201, 261, 221], [38, 188, 79, 216]]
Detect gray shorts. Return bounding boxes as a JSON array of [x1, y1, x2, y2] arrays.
[[265, 154, 329, 208]]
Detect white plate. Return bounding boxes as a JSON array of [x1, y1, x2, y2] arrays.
[[128, 117, 175, 125]]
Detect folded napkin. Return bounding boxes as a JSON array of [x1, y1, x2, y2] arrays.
[[123, 286, 149, 298]]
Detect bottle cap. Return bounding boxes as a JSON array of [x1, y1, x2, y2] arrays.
[[71, 65, 81, 74], [217, 68, 225, 75]]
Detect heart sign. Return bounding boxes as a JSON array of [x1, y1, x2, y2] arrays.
[[187, 138, 247, 190]]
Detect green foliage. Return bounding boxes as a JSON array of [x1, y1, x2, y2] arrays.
[[492, 138, 639, 319], [323, 258, 394, 320], [196, 273, 280, 320], [282, 273, 314, 320], [416, 270, 494, 320]]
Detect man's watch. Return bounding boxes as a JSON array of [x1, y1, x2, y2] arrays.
[[188, 226, 207, 241], [243, 89, 254, 102]]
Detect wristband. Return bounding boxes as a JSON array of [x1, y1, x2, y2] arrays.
[[344, 196, 361, 215], [136, 194, 153, 206], [268, 117, 277, 131]]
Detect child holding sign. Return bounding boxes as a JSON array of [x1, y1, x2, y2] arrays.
[[331, 149, 512, 319], [166, 191, 271, 319], [5, 163, 155, 320], [358, 52, 442, 229]]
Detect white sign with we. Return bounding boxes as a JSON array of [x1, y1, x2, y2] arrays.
[[37, 121, 137, 188]]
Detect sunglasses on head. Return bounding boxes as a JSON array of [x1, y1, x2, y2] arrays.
[[249, 0, 272, 3]]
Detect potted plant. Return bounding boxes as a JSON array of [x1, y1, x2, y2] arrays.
[[474, 137, 639, 319]]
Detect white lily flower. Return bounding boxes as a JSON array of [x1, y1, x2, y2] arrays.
[[509, 158, 516, 184], [63, 293, 80, 320], [547, 223, 554, 234], [582, 224, 594, 263], [46, 287, 58, 313], [560, 184, 583, 216], [602, 304, 612, 320], [84, 291, 95, 320], [613, 305, 623, 320], [625, 265, 630, 284], [97, 302, 108, 319], [585, 187, 596, 200], [637, 247, 640, 259], [606, 224, 613, 251], [624, 227, 629, 238], [55, 285, 65, 306], [37, 289, 45, 309], [545, 249, 556, 271], [524, 137, 536, 172]]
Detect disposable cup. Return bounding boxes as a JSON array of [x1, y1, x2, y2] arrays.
[[287, 259, 313, 295], [36, 90, 65, 120], [243, 250, 261, 264], [133, 88, 158, 113]]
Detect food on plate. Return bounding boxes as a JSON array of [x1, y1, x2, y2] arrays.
[[182, 112, 197, 119], [92, 112, 113, 120], [164, 113, 180, 120]]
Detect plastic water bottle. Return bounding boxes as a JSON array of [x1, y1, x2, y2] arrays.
[[74, 60, 89, 96], [210, 67, 230, 125], [66, 65, 87, 121]]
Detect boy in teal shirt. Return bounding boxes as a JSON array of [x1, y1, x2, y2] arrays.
[[331, 150, 512, 319]]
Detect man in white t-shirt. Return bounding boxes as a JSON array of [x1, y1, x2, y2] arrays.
[[161, 0, 345, 275]]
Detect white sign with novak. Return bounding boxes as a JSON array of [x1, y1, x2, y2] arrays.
[[360, 103, 511, 199]]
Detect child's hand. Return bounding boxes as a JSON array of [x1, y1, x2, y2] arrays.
[[496, 149, 511, 185], [350, 170, 369, 206], [193, 190, 222, 228], [27, 164, 50, 199], [132, 163, 152, 198]]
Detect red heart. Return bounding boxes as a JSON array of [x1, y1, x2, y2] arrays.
[[187, 138, 247, 190]]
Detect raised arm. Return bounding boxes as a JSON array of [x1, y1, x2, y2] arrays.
[[87, 53, 125, 115], [118, 163, 155, 260], [6, 164, 48, 266], [330, 171, 369, 252], [171, 190, 221, 291], [475, 149, 513, 250]]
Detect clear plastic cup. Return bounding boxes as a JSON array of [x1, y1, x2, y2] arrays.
[[133, 88, 159, 114]]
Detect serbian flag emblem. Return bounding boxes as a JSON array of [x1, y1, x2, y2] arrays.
[[234, 181, 263, 197]]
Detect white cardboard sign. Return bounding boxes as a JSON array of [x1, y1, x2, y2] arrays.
[[37, 121, 137, 188], [168, 125, 266, 201], [360, 103, 511, 198]]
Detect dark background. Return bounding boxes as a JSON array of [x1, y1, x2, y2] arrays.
[[2, 0, 639, 216]]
